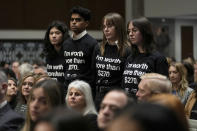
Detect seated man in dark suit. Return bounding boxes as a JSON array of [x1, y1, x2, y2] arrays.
[[0, 70, 24, 131]]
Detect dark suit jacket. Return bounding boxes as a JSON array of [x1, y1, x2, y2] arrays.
[[0, 103, 24, 131]]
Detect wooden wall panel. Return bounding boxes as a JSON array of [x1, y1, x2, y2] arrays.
[[0, 1, 24, 29], [0, 0, 125, 30]]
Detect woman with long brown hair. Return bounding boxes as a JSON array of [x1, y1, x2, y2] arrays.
[[122, 17, 168, 99], [92, 12, 130, 105]]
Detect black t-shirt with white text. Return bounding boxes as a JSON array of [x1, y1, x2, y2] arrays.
[[92, 43, 131, 91], [63, 33, 97, 87], [46, 51, 65, 84], [122, 51, 169, 96]]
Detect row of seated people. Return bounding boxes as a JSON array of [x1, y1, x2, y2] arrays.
[[1, 67, 197, 131]]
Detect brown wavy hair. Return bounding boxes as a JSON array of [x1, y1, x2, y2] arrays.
[[169, 62, 189, 97], [100, 12, 128, 57]]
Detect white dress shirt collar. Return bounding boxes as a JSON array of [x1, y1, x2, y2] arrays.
[[72, 30, 87, 40]]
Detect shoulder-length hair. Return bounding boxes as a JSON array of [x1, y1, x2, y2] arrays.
[[18, 73, 36, 104], [169, 62, 189, 97], [22, 79, 62, 131], [66, 80, 97, 115], [44, 20, 69, 58], [127, 17, 155, 56], [100, 12, 127, 57]]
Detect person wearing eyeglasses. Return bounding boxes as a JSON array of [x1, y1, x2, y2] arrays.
[[63, 6, 97, 95], [92, 12, 131, 107], [122, 17, 169, 100], [15, 73, 36, 117]]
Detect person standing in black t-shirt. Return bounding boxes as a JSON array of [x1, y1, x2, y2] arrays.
[[63, 6, 97, 93], [122, 17, 168, 99], [92, 13, 131, 105], [44, 20, 70, 99]]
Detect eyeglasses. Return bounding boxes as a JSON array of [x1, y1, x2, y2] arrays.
[[22, 82, 34, 87], [127, 28, 139, 34]]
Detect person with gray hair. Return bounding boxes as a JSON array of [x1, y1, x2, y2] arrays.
[[0, 70, 24, 131], [18, 63, 34, 80], [65, 80, 98, 131], [136, 73, 172, 101]]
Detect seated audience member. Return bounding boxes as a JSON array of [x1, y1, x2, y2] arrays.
[[136, 73, 172, 101], [169, 62, 193, 105], [3, 68, 16, 79], [35, 73, 50, 83], [97, 89, 130, 130], [0, 70, 24, 131], [21, 79, 62, 131], [33, 107, 93, 131], [6, 77, 18, 109], [12, 61, 20, 80], [66, 80, 98, 130], [148, 93, 189, 131], [34, 66, 47, 75], [183, 61, 194, 85], [18, 63, 34, 81], [15, 73, 36, 117], [185, 86, 197, 120], [106, 103, 188, 131]]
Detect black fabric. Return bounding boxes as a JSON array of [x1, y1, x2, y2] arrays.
[[63, 33, 97, 89], [84, 114, 99, 131], [46, 48, 65, 84], [92, 43, 131, 106], [0, 103, 24, 131], [122, 51, 169, 98]]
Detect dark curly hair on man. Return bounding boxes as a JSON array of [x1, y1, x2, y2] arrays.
[[69, 6, 91, 21]]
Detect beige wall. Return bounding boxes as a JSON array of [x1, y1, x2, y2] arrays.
[[144, 0, 197, 17]]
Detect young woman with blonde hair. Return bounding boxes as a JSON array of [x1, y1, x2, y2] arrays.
[[169, 62, 193, 105]]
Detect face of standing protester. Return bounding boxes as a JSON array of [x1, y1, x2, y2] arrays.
[[49, 27, 63, 46], [70, 13, 88, 36], [127, 22, 143, 46], [103, 19, 117, 44]]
